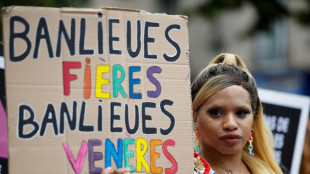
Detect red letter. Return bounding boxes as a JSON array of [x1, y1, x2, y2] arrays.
[[63, 61, 81, 96], [163, 139, 177, 174]]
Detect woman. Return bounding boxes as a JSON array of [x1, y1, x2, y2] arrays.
[[192, 53, 283, 174]]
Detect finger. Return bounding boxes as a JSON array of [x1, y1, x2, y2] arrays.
[[101, 167, 112, 174], [112, 168, 131, 174]]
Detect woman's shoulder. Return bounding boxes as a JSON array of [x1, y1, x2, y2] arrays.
[[194, 153, 216, 174]]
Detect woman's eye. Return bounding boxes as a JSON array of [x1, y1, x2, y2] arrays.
[[236, 110, 250, 117], [208, 109, 222, 117]]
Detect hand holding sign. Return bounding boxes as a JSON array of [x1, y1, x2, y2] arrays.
[[101, 167, 131, 174]]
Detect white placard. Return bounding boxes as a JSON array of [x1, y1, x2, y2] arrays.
[[259, 88, 310, 174]]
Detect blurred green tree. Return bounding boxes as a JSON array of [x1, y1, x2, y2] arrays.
[[0, 0, 89, 43], [294, 0, 310, 26], [185, 0, 310, 36]]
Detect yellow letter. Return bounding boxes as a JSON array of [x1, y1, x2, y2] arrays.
[[136, 138, 150, 173], [96, 65, 110, 98]]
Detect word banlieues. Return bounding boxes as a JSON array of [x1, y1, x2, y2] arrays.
[[18, 99, 175, 139], [63, 138, 177, 174], [9, 13, 181, 62]]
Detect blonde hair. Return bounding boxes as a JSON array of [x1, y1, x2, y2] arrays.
[[192, 53, 283, 174]]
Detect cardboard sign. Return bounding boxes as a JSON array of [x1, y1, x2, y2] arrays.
[[2, 6, 192, 174], [259, 88, 310, 174]]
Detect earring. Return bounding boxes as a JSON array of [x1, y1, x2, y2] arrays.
[[248, 129, 254, 157], [195, 128, 201, 155]]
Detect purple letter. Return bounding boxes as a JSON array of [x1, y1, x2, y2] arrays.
[[88, 139, 103, 173], [147, 66, 162, 98]]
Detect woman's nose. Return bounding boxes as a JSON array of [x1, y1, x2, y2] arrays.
[[223, 113, 238, 131]]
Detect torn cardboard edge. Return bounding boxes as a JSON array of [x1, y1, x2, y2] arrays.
[[2, 5, 188, 20]]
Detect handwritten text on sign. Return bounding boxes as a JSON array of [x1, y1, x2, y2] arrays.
[[6, 9, 189, 173]]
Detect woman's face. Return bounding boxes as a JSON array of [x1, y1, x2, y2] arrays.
[[194, 85, 254, 156]]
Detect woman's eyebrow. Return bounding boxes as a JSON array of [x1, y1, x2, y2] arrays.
[[235, 105, 251, 110], [206, 104, 224, 110]]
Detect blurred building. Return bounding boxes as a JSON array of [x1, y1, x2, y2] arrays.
[[88, 0, 310, 96]]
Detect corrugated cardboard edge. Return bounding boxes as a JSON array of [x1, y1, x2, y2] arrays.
[[100, 6, 140, 13], [100, 6, 188, 20], [3, 6, 188, 20], [2, 6, 12, 15], [2, 6, 55, 15]]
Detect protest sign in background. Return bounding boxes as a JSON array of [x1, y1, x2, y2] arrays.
[[259, 88, 310, 174], [3, 6, 193, 173]]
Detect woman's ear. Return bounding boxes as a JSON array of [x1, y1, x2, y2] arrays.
[[193, 110, 198, 127]]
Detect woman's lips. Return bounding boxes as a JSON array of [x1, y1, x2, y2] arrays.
[[220, 134, 242, 145]]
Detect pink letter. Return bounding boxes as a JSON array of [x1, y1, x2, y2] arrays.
[[63, 140, 88, 174]]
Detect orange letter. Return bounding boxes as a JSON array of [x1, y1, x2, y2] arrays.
[[150, 140, 163, 173]]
